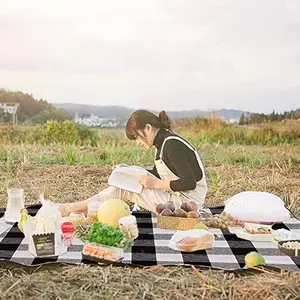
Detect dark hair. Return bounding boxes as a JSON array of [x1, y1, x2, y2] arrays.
[[125, 110, 171, 140]]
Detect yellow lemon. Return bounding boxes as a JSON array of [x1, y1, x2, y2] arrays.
[[245, 252, 265, 268]]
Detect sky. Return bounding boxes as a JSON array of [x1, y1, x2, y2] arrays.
[[0, 0, 299, 113]]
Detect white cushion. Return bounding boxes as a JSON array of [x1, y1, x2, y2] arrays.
[[224, 191, 291, 223]]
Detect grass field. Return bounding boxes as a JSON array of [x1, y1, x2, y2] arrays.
[[0, 121, 299, 299]]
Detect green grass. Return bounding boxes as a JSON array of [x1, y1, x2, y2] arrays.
[[0, 143, 299, 172], [178, 119, 300, 146], [0, 121, 299, 169]]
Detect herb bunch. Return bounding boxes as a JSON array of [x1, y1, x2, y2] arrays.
[[87, 222, 133, 248]]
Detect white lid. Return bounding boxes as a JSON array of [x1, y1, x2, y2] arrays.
[[118, 215, 137, 225]]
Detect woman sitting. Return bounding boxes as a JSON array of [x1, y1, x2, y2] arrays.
[[59, 110, 208, 216]]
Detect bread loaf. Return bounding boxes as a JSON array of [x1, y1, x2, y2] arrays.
[[176, 233, 214, 252]]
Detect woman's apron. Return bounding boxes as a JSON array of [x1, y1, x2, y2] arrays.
[[154, 136, 208, 209]]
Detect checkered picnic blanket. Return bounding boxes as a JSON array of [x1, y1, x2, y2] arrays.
[[0, 205, 299, 271]]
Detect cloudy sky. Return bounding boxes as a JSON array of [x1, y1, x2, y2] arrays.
[[0, 0, 299, 113]]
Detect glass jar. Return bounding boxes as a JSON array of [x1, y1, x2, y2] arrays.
[[87, 200, 101, 224], [4, 188, 25, 222], [68, 212, 86, 226]]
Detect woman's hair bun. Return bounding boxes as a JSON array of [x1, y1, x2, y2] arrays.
[[158, 110, 171, 130]]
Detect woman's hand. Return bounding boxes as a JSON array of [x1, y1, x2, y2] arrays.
[[139, 175, 171, 190], [139, 175, 158, 189]]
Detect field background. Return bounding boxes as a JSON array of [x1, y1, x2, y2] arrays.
[[0, 118, 299, 299]]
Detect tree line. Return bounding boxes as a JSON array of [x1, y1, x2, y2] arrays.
[[239, 109, 300, 125]]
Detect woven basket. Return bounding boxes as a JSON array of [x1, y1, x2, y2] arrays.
[[156, 215, 199, 230]]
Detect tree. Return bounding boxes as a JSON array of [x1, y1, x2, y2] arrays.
[[239, 113, 245, 125], [31, 109, 71, 124], [0, 107, 4, 122], [0, 107, 12, 123]]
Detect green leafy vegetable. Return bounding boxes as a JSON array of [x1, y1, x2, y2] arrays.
[[87, 222, 133, 248]]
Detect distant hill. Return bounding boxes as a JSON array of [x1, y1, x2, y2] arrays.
[[167, 109, 245, 121], [0, 89, 71, 124], [54, 103, 134, 118], [54, 103, 245, 122]]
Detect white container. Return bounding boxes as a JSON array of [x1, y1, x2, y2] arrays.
[[4, 188, 25, 222], [118, 215, 139, 241], [235, 228, 276, 242], [28, 231, 67, 257]]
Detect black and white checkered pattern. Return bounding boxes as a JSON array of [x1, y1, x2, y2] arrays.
[[0, 205, 299, 271]]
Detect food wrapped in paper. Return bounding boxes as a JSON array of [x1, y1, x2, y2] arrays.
[[168, 229, 214, 252]]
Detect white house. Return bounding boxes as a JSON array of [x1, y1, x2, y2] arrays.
[[74, 112, 112, 127], [100, 121, 117, 128], [0, 103, 19, 114]]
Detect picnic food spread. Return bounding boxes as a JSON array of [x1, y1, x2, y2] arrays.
[[201, 211, 244, 229], [12, 196, 137, 261], [1, 190, 297, 268]]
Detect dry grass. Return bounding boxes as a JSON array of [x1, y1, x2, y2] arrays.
[[0, 144, 300, 299], [1, 159, 299, 217], [0, 265, 299, 300]]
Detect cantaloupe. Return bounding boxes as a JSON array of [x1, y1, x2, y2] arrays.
[[97, 199, 130, 228]]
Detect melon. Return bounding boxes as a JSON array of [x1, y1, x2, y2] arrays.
[[97, 199, 130, 228]]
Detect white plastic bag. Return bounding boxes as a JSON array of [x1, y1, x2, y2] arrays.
[[35, 195, 62, 234], [224, 191, 290, 223], [168, 229, 214, 252], [275, 229, 300, 241]]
